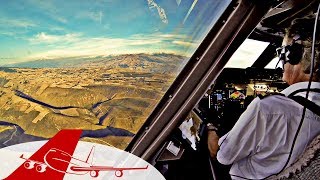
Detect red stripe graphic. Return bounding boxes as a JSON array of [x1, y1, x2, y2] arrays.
[[5, 129, 82, 180]]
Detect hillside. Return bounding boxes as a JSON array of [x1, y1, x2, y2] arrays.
[[7, 53, 187, 74], [0, 53, 186, 149]]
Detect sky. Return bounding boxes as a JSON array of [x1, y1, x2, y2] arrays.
[[0, 0, 270, 69], [0, 0, 232, 66]]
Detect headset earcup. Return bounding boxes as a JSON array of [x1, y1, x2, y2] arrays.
[[287, 43, 304, 65]]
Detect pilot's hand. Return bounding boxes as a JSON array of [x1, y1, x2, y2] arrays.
[[207, 123, 219, 158]]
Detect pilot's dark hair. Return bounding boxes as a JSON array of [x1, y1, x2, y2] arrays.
[[285, 17, 320, 81]]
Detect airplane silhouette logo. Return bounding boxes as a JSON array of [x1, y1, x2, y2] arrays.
[[5, 130, 148, 179]]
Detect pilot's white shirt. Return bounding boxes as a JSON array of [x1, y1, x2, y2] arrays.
[[217, 82, 320, 179]]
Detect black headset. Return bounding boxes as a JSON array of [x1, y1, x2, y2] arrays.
[[276, 39, 304, 66]]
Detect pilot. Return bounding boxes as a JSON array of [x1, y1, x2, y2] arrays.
[[207, 17, 320, 179]]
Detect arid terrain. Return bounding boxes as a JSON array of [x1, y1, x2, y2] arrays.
[[0, 53, 186, 149]]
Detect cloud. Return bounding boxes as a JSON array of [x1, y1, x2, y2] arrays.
[[0, 31, 16, 37], [76, 11, 104, 24], [172, 40, 197, 47], [158, 34, 188, 39], [54, 16, 68, 24], [27, 0, 68, 23], [29, 32, 81, 44], [25, 39, 152, 60], [133, 33, 198, 50], [0, 18, 36, 28], [29, 32, 165, 47], [25, 32, 192, 60], [147, 0, 168, 24], [132, 33, 188, 42], [0, 18, 37, 38], [48, 26, 67, 32], [0, 57, 14, 60], [183, 0, 198, 24]]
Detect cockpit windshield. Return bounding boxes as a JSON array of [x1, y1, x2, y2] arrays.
[[0, 0, 231, 149], [226, 39, 270, 68]]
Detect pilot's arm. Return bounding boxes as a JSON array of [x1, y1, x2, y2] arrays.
[[208, 98, 264, 164], [207, 125, 219, 158]]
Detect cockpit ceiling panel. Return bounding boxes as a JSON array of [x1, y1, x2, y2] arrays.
[[253, 0, 319, 40]]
